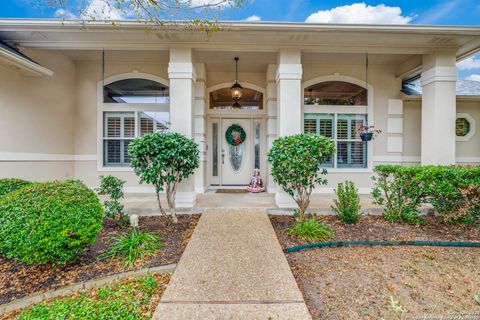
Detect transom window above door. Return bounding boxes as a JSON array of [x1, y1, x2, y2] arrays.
[[210, 87, 263, 110], [304, 81, 367, 106]]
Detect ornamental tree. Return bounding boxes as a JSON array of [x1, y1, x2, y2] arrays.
[[128, 132, 199, 223], [268, 133, 335, 220]]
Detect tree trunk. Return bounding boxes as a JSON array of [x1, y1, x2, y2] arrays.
[[166, 182, 178, 224], [155, 189, 168, 218]]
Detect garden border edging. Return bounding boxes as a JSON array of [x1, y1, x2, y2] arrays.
[[0, 263, 176, 316]]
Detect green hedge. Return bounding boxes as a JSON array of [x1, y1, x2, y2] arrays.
[[372, 165, 480, 224], [0, 180, 104, 264], [0, 178, 31, 197]]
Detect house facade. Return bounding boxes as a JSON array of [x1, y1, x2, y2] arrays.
[[0, 20, 479, 207]]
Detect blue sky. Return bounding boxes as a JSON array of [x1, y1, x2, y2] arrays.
[[1, 0, 479, 80]]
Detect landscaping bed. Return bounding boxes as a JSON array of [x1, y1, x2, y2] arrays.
[[1, 273, 170, 320], [288, 246, 480, 319], [0, 214, 199, 305], [270, 215, 480, 248]]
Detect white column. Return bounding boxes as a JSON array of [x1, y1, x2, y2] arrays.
[[275, 49, 303, 207], [168, 48, 196, 207], [193, 63, 207, 194], [420, 51, 457, 165], [266, 64, 278, 192]]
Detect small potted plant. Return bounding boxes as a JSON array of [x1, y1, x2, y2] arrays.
[[357, 125, 382, 141]]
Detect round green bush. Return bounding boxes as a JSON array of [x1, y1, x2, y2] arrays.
[[0, 178, 31, 197], [0, 180, 104, 264]]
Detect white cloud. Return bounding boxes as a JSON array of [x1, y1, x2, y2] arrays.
[[81, 0, 124, 20], [55, 8, 78, 19], [305, 2, 412, 24], [466, 74, 480, 81], [245, 15, 261, 21], [457, 56, 480, 70]]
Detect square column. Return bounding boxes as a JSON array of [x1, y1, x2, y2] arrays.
[[275, 49, 303, 208], [266, 64, 278, 191], [420, 51, 457, 165], [193, 63, 207, 194], [168, 48, 196, 207]]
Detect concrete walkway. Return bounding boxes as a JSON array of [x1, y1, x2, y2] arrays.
[[153, 209, 312, 320]]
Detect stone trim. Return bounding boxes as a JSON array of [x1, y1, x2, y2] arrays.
[[0, 264, 176, 316]]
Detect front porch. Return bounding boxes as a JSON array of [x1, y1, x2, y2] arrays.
[[122, 190, 384, 215]]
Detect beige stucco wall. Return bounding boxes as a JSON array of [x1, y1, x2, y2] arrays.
[[403, 99, 480, 161], [0, 48, 76, 180]]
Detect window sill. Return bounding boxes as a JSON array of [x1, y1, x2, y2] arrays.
[[97, 166, 133, 172], [325, 168, 373, 174]]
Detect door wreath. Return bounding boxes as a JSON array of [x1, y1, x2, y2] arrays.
[[225, 124, 246, 146]]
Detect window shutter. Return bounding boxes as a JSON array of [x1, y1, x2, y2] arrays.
[[140, 116, 154, 136], [124, 116, 135, 138], [304, 119, 317, 133], [106, 116, 121, 137], [319, 118, 333, 138]]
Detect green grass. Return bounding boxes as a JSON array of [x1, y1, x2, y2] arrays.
[[287, 218, 335, 242], [100, 228, 164, 269], [16, 274, 161, 320]]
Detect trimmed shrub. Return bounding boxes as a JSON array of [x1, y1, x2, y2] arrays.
[[286, 218, 334, 242], [332, 181, 362, 224], [128, 132, 199, 223], [267, 133, 335, 220], [372, 166, 425, 225], [0, 178, 31, 197], [97, 175, 127, 225], [372, 165, 480, 224], [0, 180, 104, 264]]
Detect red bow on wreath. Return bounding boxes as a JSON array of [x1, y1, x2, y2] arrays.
[[233, 136, 242, 145]]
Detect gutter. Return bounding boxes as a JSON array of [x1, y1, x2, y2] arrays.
[[0, 19, 480, 35]]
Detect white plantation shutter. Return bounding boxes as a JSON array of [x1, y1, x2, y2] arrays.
[[304, 119, 317, 133], [104, 112, 135, 166], [304, 113, 367, 168], [140, 115, 154, 136]]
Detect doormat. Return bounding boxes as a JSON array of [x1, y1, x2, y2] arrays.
[[215, 189, 249, 194]]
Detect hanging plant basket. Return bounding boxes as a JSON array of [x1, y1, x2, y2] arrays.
[[357, 126, 382, 142], [360, 132, 373, 141], [225, 124, 246, 146]]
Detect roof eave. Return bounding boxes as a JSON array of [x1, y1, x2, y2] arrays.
[[0, 47, 53, 76]]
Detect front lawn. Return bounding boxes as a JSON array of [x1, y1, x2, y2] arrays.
[[0, 215, 199, 305], [289, 246, 480, 319], [271, 215, 480, 319], [1, 273, 170, 320]]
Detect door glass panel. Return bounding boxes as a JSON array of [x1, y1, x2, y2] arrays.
[[212, 123, 218, 177], [229, 144, 244, 173]]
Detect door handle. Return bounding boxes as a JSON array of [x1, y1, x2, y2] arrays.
[[221, 149, 225, 164]]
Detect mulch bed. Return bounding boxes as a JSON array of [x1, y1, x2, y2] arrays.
[[0, 214, 199, 305], [270, 215, 480, 248]]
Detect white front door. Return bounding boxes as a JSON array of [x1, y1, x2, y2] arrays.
[[221, 118, 252, 185]]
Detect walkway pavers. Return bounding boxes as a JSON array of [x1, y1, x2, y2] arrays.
[[153, 209, 312, 320]]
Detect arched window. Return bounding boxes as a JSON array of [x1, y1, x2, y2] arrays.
[[100, 76, 170, 167], [304, 81, 367, 105], [103, 78, 169, 104], [209, 87, 263, 110], [303, 80, 369, 169]]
